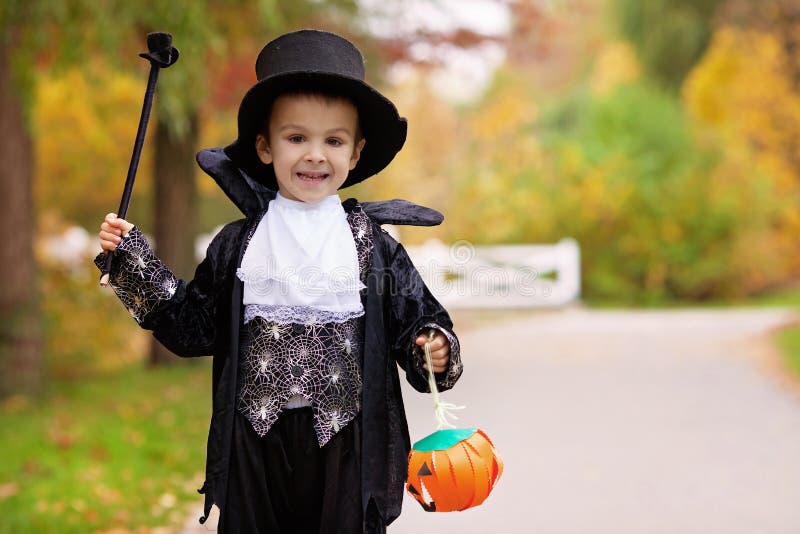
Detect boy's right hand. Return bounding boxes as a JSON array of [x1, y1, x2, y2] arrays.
[[99, 213, 134, 252]]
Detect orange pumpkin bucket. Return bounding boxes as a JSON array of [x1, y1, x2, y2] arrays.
[[407, 427, 503, 512], [406, 331, 503, 512]]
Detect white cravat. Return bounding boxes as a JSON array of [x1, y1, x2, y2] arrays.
[[236, 192, 365, 324]]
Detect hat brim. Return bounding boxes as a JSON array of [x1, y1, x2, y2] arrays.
[[224, 72, 407, 190]]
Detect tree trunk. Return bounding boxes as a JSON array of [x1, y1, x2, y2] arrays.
[[0, 36, 42, 396], [149, 114, 199, 366]]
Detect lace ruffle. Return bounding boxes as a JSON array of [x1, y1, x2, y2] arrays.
[[243, 304, 365, 325], [235, 267, 366, 294]]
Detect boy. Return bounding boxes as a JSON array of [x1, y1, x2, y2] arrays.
[[98, 29, 462, 533]]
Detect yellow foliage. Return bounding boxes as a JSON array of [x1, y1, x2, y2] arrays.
[[34, 65, 154, 230], [684, 28, 791, 128], [467, 83, 538, 142], [349, 72, 465, 243], [684, 26, 800, 188], [589, 41, 641, 97], [684, 26, 800, 272], [33, 65, 161, 376]]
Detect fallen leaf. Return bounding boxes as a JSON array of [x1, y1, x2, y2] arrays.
[[1, 394, 29, 413], [0, 483, 18, 500]]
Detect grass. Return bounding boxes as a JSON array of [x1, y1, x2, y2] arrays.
[[4, 279, 800, 533], [776, 324, 800, 379], [0, 360, 212, 533], [582, 285, 800, 310]]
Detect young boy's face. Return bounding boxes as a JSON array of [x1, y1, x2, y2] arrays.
[[255, 93, 366, 203]]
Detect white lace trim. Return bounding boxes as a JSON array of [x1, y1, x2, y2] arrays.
[[236, 267, 366, 294], [243, 304, 365, 325]]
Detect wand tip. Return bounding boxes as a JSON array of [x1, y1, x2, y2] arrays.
[[140, 32, 179, 68], [147, 32, 173, 51]]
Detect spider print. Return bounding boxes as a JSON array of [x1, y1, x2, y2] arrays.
[[327, 367, 341, 385], [235, 208, 372, 446], [269, 323, 289, 340], [258, 395, 274, 420], [334, 322, 359, 356], [258, 352, 274, 374], [131, 254, 147, 277], [324, 358, 348, 390], [95, 227, 179, 325], [162, 276, 178, 297], [327, 408, 343, 432]]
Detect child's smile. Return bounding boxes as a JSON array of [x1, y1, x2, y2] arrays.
[[297, 171, 328, 181], [255, 93, 366, 203]]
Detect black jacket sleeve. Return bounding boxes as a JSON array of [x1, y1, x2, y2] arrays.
[[94, 221, 244, 357], [383, 233, 463, 393]]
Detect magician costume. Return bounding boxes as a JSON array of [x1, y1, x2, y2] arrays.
[[95, 30, 463, 534]]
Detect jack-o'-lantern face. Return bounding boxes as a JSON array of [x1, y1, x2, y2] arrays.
[[406, 428, 503, 512]]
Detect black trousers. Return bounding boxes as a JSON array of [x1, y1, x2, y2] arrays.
[[219, 407, 385, 534]]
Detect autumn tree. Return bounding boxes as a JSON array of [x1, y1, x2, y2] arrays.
[[717, 0, 800, 173], [0, 3, 42, 396], [0, 1, 367, 392], [612, 0, 725, 90], [683, 6, 800, 279]]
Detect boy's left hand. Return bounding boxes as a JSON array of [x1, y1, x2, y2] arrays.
[[415, 331, 451, 373]]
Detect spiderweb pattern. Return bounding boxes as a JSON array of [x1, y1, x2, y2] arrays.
[[236, 206, 374, 446], [94, 227, 178, 324]]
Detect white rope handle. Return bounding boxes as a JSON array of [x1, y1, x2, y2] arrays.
[[424, 329, 465, 430]]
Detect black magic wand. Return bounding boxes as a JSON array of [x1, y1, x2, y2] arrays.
[[100, 32, 179, 286]]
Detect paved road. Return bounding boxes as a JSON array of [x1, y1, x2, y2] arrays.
[[186, 307, 800, 534]]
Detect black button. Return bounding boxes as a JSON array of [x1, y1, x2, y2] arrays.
[[291, 365, 304, 377], [292, 323, 304, 334]]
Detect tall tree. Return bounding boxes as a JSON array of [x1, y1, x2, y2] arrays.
[[714, 0, 800, 188], [0, 4, 43, 397], [613, 0, 725, 90], [0, 0, 368, 388]]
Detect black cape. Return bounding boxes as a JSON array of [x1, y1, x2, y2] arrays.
[[136, 148, 461, 527]]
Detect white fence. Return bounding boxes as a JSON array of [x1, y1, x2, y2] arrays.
[[46, 225, 580, 309], [405, 238, 581, 308]]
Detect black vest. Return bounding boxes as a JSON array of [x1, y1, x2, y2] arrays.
[[235, 207, 374, 446]]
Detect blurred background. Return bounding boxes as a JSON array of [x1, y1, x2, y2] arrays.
[[2, 0, 800, 532]]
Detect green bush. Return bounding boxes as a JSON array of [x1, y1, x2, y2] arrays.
[[447, 81, 792, 303]]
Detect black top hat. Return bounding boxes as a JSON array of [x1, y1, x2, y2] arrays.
[[224, 29, 408, 190]]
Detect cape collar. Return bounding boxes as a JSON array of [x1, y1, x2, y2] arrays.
[[196, 147, 445, 227]]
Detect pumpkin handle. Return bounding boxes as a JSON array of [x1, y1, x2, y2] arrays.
[[424, 329, 465, 430]]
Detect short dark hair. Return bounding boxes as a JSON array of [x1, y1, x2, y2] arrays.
[[258, 87, 364, 142]]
